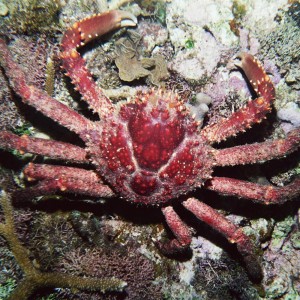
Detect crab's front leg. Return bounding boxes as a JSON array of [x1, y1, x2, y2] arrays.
[[0, 131, 89, 163], [60, 10, 137, 118], [0, 39, 92, 136], [201, 53, 276, 143]]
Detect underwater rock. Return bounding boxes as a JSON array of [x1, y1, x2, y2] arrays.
[[186, 92, 212, 124], [241, 0, 287, 35], [0, 0, 8, 16], [259, 3, 300, 89], [166, 0, 237, 82], [277, 102, 300, 129], [264, 215, 300, 299], [137, 20, 168, 54]]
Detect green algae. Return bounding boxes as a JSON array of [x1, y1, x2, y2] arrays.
[[185, 39, 195, 49]]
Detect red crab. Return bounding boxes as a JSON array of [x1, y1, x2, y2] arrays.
[[0, 10, 299, 282]]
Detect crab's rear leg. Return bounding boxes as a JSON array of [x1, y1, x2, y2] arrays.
[[15, 163, 115, 201], [201, 53, 276, 143], [157, 206, 192, 254], [0, 131, 89, 163], [183, 198, 263, 282], [60, 10, 137, 118]]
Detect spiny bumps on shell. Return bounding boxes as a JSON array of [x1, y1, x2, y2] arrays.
[[95, 90, 213, 205]]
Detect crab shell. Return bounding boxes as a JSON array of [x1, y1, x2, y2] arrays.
[[87, 90, 214, 205]]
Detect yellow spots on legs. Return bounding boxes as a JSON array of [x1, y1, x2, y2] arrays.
[[70, 49, 79, 59], [256, 97, 265, 106], [60, 49, 79, 61], [235, 52, 275, 103], [72, 22, 79, 30]]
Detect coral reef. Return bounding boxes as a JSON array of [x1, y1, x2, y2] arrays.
[[277, 102, 300, 129], [264, 214, 300, 299], [0, 191, 126, 299], [166, 0, 237, 82], [8, 37, 57, 90], [260, 4, 300, 90], [0, 1, 300, 299], [0, 70, 24, 132], [193, 256, 259, 299], [54, 245, 163, 299], [1, 0, 62, 35]]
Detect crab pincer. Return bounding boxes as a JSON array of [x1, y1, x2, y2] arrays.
[[201, 53, 277, 143], [234, 52, 275, 103], [60, 10, 137, 118], [61, 10, 138, 51]]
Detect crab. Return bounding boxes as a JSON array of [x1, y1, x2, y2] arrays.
[[0, 10, 300, 282]]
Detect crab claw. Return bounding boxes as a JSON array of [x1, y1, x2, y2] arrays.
[[78, 10, 137, 45], [62, 10, 137, 51], [234, 52, 275, 102], [60, 10, 137, 118]]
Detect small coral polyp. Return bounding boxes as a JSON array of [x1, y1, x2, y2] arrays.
[[0, 9, 299, 284], [96, 90, 211, 203]]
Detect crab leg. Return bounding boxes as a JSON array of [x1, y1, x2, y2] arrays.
[[213, 127, 300, 166], [18, 163, 115, 199], [0, 39, 92, 137], [183, 197, 262, 281], [0, 131, 89, 163], [157, 206, 192, 254], [60, 10, 137, 118], [201, 53, 276, 143], [206, 176, 300, 205]]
